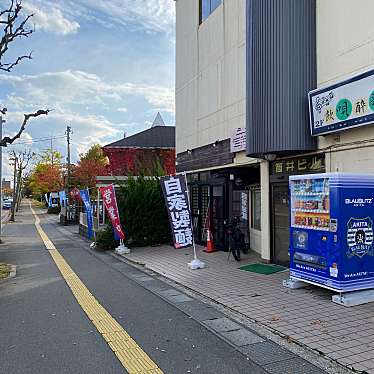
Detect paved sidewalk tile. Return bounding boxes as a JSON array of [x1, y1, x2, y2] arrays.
[[121, 244, 374, 372]]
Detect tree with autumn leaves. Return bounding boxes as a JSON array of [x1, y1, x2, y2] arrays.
[[27, 149, 64, 197], [27, 144, 108, 198], [71, 144, 108, 189]]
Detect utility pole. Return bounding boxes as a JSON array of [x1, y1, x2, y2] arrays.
[[10, 155, 17, 222], [66, 126, 71, 189], [66, 126, 71, 222], [50, 136, 54, 167], [0, 115, 6, 242]]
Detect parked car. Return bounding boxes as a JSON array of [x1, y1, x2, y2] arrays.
[[3, 198, 13, 209]]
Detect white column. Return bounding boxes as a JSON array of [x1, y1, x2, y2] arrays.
[[260, 160, 271, 262], [325, 151, 331, 173]]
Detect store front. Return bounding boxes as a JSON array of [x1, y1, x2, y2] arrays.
[[187, 166, 260, 251], [270, 154, 325, 266]]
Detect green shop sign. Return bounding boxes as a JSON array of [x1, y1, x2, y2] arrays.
[[308, 69, 374, 136]]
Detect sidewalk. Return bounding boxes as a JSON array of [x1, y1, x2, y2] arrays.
[[122, 245, 374, 373]]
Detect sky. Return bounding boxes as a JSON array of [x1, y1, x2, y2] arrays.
[[0, 0, 175, 179]]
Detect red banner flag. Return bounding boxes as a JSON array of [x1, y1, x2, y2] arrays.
[[70, 187, 81, 200], [99, 185, 125, 240]]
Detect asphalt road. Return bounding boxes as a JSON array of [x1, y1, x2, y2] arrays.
[[0, 203, 329, 374]]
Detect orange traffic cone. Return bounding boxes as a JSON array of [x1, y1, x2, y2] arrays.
[[204, 229, 216, 253]]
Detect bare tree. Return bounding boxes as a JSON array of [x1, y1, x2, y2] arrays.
[[9, 149, 33, 220], [0, 109, 50, 147], [0, 1, 49, 146], [0, 0, 34, 72]]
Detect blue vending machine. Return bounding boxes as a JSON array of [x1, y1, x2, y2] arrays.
[[289, 173, 374, 292]]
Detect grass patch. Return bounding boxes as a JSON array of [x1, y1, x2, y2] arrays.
[[0, 263, 11, 280]]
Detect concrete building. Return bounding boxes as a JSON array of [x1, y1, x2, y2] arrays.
[[316, 0, 374, 173], [175, 0, 374, 265], [176, 0, 262, 254], [2, 178, 11, 190]]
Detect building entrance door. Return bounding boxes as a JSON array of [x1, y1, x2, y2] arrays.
[[212, 184, 225, 250], [272, 183, 290, 266]]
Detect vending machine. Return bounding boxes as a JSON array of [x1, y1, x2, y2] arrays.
[[289, 173, 374, 292]]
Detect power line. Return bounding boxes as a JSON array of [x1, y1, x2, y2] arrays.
[[7, 135, 67, 145]]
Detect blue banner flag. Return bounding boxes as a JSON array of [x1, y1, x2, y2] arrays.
[[80, 189, 93, 239], [59, 191, 67, 207]]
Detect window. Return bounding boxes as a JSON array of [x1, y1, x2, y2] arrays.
[[251, 189, 261, 230], [199, 0, 222, 24]]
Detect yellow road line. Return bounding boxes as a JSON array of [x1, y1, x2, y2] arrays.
[[30, 204, 163, 374]]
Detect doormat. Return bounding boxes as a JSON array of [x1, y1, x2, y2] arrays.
[[239, 263, 287, 275]]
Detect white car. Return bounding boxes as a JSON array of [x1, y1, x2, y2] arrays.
[[3, 198, 13, 209]]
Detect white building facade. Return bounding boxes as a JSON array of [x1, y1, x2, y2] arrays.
[[176, 0, 263, 256], [175, 0, 374, 265], [316, 0, 374, 173]]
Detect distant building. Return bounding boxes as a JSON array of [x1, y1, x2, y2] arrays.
[[2, 179, 11, 190], [102, 113, 176, 176]]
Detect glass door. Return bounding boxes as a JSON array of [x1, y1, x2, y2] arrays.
[[212, 184, 225, 250], [272, 183, 290, 266]]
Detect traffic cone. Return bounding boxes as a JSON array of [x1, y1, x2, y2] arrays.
[[204, 229, 216, 253]]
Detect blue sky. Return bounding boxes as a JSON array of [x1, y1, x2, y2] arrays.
[[0, 0, 175, 178]]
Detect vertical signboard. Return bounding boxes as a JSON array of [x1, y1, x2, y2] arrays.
[[80, 189, 93, 239], [99, 185, 125, 240], [59, 190, 67, 207], [160, 175, 193, 249], [230, 128, 247, 153]]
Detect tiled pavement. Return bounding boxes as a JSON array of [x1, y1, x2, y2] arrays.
[[122, 245, 374, 373]]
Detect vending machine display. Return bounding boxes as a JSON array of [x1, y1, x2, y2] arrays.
[[289, 173, 374, 292]]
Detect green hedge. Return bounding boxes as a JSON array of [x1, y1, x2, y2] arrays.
[[47, 206, 61, 214], [96, 174, 172, 249], [96, 225, 117, 251]]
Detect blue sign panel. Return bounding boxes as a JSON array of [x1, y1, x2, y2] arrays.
[[59, 190, 67, 208], [309, 69, 374, 136], [80, 189, 93, 239]]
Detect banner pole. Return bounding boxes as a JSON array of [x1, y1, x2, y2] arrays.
[[183, 172, 205, 270], [99, 184, 129, 255], [183, 172, 197, 260]]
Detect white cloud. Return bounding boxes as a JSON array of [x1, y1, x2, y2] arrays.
[[117, 107, 128, 113], [78, 0, 175, 34], [27, 0, 175, 35], [0, 69, 174, 172], [2, 108, 124, 170], [23, 2, 80, 35], [0, 70, 175, 114]]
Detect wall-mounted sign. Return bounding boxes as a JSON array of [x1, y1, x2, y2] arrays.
[[309, 69, 374, 136], [241, 192, 248, 221], [270, 154, 325, 176], [230, 128, 246, 152]]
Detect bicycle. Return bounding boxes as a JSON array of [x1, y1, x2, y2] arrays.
[[224, 217, 248, 261]]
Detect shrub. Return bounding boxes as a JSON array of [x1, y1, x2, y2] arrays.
[[116, 173, 172, 247], [96, 225, 117, 251], [47, 206, 61, 214]]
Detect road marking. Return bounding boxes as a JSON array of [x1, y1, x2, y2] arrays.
[[30, 205, 163, 374]]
